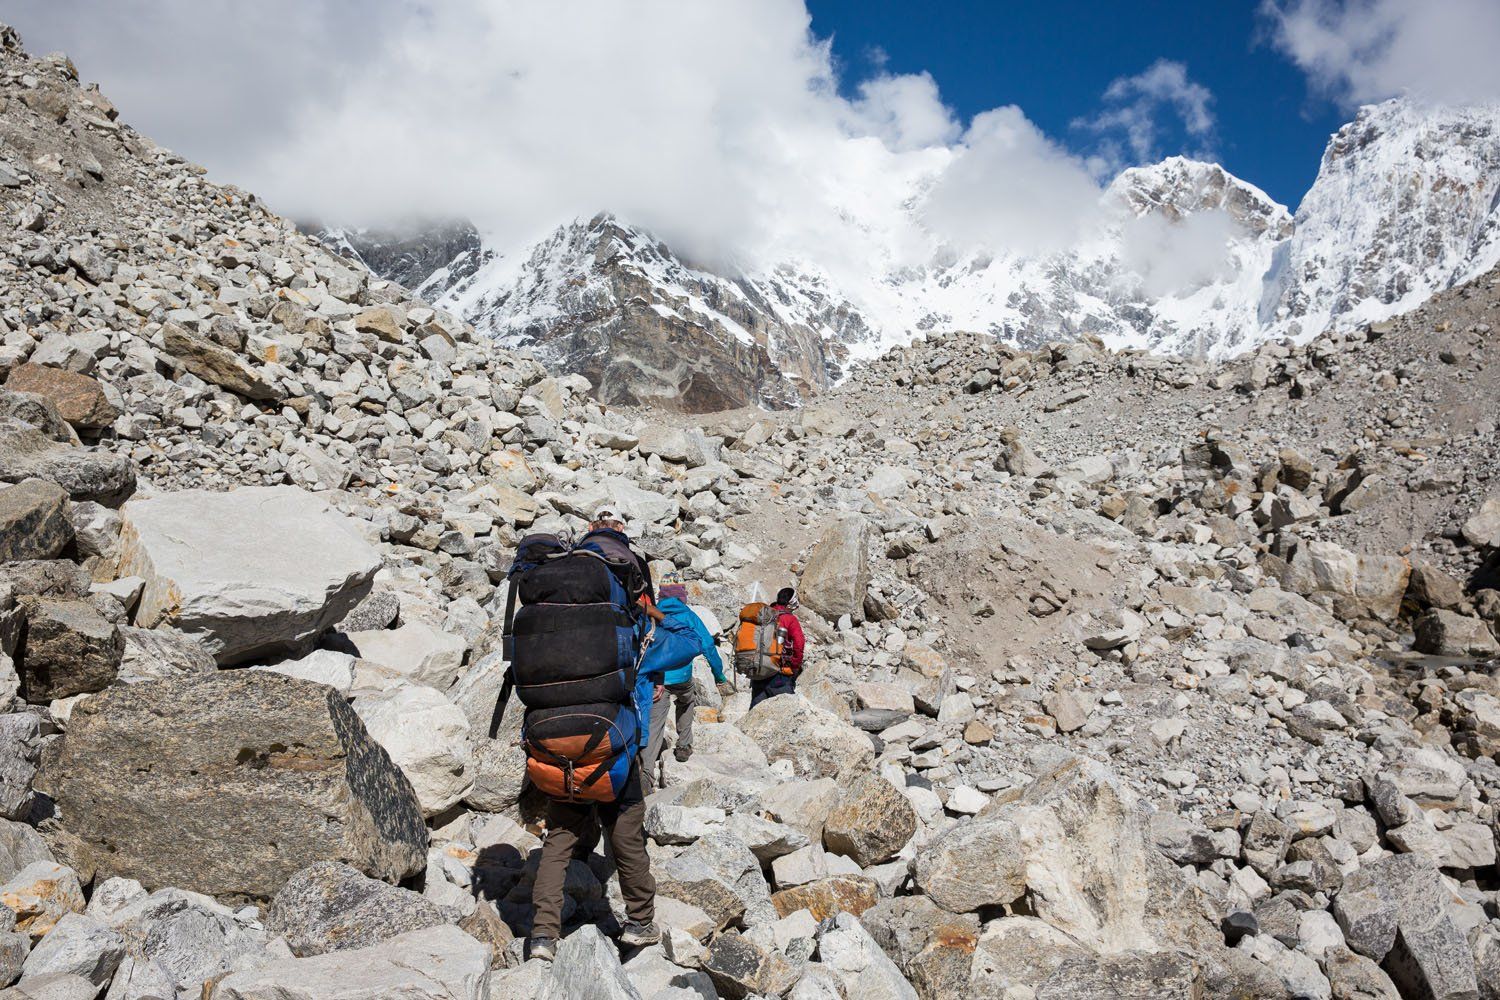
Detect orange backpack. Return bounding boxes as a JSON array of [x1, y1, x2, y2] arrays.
[[734, 602, 785, 680]]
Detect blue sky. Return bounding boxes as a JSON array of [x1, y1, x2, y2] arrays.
[[809, 0, 1349, 209]]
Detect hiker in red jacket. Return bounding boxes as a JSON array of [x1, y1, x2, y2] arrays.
[[751, 587, 804, 708]]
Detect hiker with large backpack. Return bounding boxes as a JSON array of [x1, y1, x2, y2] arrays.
[[637, 572, 731, 783], [490, 506, 662, 963], [735, 585, 805, 708]]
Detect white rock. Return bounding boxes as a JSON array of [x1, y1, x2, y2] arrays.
[[355, 684, 473, 817], [253, 650, 356, 695], [346, 623, 467, 690], [117, 486, 381, 665]]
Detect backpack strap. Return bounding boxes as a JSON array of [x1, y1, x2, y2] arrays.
[[487, 665, 515, 740], [500, 576, 520, 663]]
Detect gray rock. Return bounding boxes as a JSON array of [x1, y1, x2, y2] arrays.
[[0, 974, 96, 1000], [43, 672, 425, 902], [0, 481, 70, 563], [539, 925, 641, 1000], [18, 912, 123, 987], [861, 896, 978, 1000], [0, 717, 41, 822], [0, 863, 84, 941], [159, 323, 281, 401], [16, 598, 121, 703], [212, 925, 490, 1000], [336, 590, 401, 633], [1035, 950, 1200, 1000], [0, 821, 51, 883], [737, 695, 873, 780], [0, 418, 134, 507], [1413, 609, 1500, 657], [118, 486, 381, 665], [114, 627, 216, 684], [822, 774, 917, 867], [1323, 946, 1400, 1000], [703, 930, 797, 1000], [816, 912, 917, 999], [1332, 854, 1477, 999], [104, 888, 267, 997], [0, 392, 76, 445], [799, 517, 871, 621], [266, 861, 450, 957], [911, 813, 1026, 914]]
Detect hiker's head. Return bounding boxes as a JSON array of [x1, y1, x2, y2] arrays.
[[776, 587, 798, 609], [590, 504, 627, 534], [659, 570, 687, 602]]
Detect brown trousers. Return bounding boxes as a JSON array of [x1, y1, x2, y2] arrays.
[[530, 764, 655, 940]]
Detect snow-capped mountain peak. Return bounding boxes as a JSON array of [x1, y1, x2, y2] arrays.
[[322, 97, 1500, 411]]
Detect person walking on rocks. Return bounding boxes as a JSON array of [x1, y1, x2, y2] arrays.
[[493, 515, 661, 962], [736, 586, 804, 708], [638, 572, 731, 781]]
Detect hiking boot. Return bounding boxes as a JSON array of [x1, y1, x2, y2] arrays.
[[673, 746, 692, 763], [528, 936, 557, 962], [618, 920, 660, 947]]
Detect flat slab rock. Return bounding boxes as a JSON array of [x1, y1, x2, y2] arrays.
[[41, 671, 426, 903], [117, 485, 381, 665], [212, 925, 490, 1000]]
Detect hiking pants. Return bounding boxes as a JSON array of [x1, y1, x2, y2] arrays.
[[750, 672, 796, 708], [530, 765, 654, 940], [639, 686, 670, 790], [667, 680, 698, 755]]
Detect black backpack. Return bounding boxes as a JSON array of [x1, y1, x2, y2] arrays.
[[488, 533, 649, 802]]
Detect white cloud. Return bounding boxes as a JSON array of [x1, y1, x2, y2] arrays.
[[1118, 209, 1239, 298], [1075, 60, 1217, 169], [1264, 0, 1500, 106], [920, 107, 1103, 256], [6, 0, 1105, 265]]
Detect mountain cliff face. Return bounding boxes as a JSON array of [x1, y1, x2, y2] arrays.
[[326, 98, 1500, 411], [1262, 99, 1500, 339]]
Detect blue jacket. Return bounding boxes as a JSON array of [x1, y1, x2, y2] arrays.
[[655, 597, 726, 686]]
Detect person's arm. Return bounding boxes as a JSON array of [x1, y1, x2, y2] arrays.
[[782, 613, 805, 672], [690, 614, 726, 682]]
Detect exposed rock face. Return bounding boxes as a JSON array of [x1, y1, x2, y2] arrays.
[[42, 672, 426, 902], [117, 486, 381, 665], [737, 695, 873, 780]]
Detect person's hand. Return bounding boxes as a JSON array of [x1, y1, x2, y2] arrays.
[[646, 605, 665, 624], [654, 684, 665, 702], [716, 681, 734, 698]]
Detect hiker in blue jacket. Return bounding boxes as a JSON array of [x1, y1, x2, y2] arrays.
[[638, 573, 731, 786]]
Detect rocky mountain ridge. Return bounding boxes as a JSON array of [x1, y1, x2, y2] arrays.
[[332, 99, 1500, 413], [0, 20, 1497, 1000]]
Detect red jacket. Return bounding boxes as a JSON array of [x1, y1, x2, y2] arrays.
[[773, 604, 805, 674]]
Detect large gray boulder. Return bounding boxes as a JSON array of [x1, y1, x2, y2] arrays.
[[0, 481, 71, 563], [212, 925, 490, 1000], [41, 672, 426, 902], [737, 695, 873, 780], [266, 862, 451, 957], [117, 486, 381, 665], [822, 774, 917, 867], [0, 418, 134, 507], [16, 599, 121, 703], [799, 516, 871, 621], [538, 925, 641, 1000]]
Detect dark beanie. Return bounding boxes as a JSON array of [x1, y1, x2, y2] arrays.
[[776, 587, 796, 605]]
